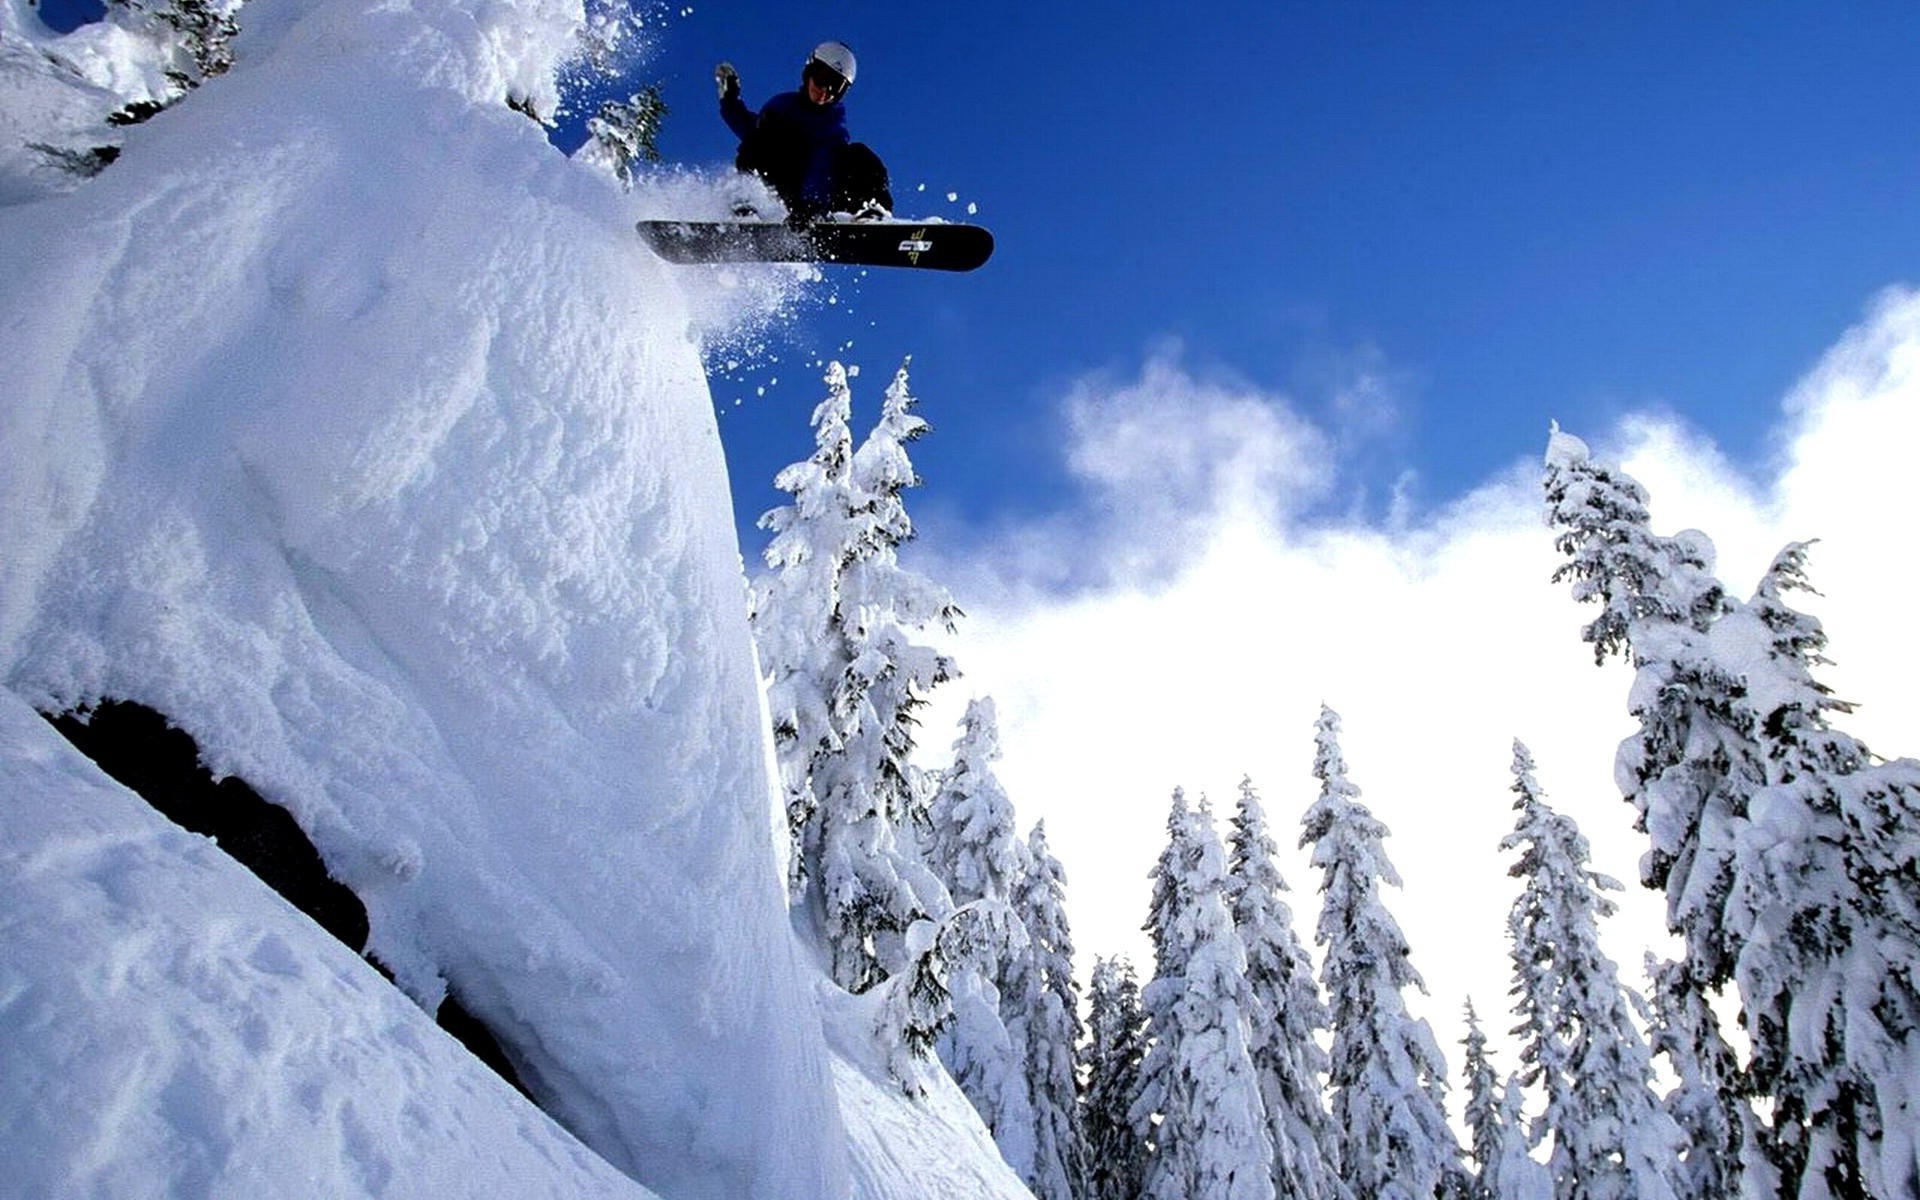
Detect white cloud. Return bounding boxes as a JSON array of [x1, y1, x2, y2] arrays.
[[1053, 346, 1334, 581], [920, 287, 1920, 1080]]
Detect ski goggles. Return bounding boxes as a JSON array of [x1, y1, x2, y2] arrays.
[[804, 61, 849, 99]]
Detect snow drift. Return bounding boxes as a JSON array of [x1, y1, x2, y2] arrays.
[[0, 0, 1030, 1195], [0, 690, 658, 1198]]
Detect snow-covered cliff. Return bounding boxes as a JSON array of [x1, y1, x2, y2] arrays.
[[0, 0, 1029, 1195]]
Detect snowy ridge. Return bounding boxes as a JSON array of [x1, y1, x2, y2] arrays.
[[0, 0, 1030, 1195]]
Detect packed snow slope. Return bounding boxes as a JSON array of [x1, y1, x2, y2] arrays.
[[0, 690, 660, 1199], [0, 0, 1031, 1196]]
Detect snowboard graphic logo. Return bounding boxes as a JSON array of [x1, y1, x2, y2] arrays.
[[897, 229, 934, 265]]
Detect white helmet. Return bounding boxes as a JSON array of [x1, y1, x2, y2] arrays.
[[805, 40, 857, 97]]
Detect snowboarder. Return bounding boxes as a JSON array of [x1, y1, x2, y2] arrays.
[[716, 41, 894, 223]]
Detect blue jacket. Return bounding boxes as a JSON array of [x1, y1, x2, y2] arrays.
[[722, 89, 850, 211]]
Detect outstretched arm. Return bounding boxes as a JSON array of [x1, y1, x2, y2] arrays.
[[717, 63, 758, 140]]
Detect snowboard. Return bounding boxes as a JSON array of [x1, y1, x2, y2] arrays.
[[636, 218, 994, 273]]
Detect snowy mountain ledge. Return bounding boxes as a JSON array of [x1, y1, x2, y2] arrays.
[[0, 0, 1030, 1195]]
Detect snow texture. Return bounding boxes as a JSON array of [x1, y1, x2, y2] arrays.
[[0, 690, 657, 1199], [0, 0, 1032, 1196]]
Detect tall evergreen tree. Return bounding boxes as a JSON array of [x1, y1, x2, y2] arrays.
[[752, 361, 957, 994], [923, 698, 1034, 1168], [1006, 822, 1091, 1200], [1502, 741, 1683, 1200], [1228, 775, 1345, 1200], [1541, 424, 1726, 664], [1133, 787, 1197, 1175], [1463, 1000, 1552, 1200], [1643, 955, 1744, 1200], [1083, 954, 1150, 1200], [844, 361, 964, 893], [876, 901, 1024, 1095], [1464, 1001, 1504, 1200], [1547, 435, 1920, 1200], [925, 698, 1023, 908], [1544, 428, 1754, 989], [1137, 795, 1276, 1200], [1304, 706, 1464, 1200], [1723, 544, 1920, 1200]]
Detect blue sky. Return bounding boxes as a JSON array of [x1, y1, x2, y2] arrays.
[[597, 2, 1920, 555], [611, 7, 1920, 1007]]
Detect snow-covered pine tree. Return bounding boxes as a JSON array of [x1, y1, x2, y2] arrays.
[[1005, 821, 1091, 1200], [937, 928, 1034, 1172], [843, 360, 963, 918], [1132, 787, 1197, 1174], [1541, 424, 1726, 665], [1303, 706, 1465, 1200], [921, 697, 1035, 1167], [1227, 775, 1345, 1200], [1723, 544, 1920, 1200], [1464, 1001, 1504, 1200], [577, 87, 667, 188], [108, 0, 242, 95], [1501, 740, 1684, 1200], [1544, 429, 1760, 992], [1547, 435, 1920, 1199], [754, 367, 855, 898], [752, 361, 957, 994], [1083, 955, 1150, 1200], [1643, 955, 1744, 1200], [1464, 1000, 1552, 1200], [925, 698, 1023, 907], [876, 901, 1026, 1095], [1137, 795, 1276, 1200]]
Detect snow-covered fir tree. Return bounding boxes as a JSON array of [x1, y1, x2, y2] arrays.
[[1464, 1000, 1552, 1200], [845, 361, 964, 867], [1004, 822, 1090, 1200], [876, 900, 1026, 1096], [1132, 787, 1197, 1175], [1501, 740, 1683, 1200], [1136, 794, 1275, 1200], [1227, 775, 1345, 1200], [922, 697, 1035, 1167], [1541, 424, 1726, 664], [1547, 434, 1920, 1200], [1544, 428, 1753, 988], [752, 361, 958, 994], [576, 87, 667, 188], [1464, 1001, 1505, 1198], [1722, 544, 1920, 1200], [108, 0, 242, 95], [1643, 955, 1745, 1200], [926, 698, 1023, 908], [1083, 955, 1150, 1200], [1303, 706, 1465, 1200]]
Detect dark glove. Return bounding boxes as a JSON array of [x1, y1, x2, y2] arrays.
[[715, 62, 739, 101]]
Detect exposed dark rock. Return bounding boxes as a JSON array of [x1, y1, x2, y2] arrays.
[[45, 700, 532, 1102]]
